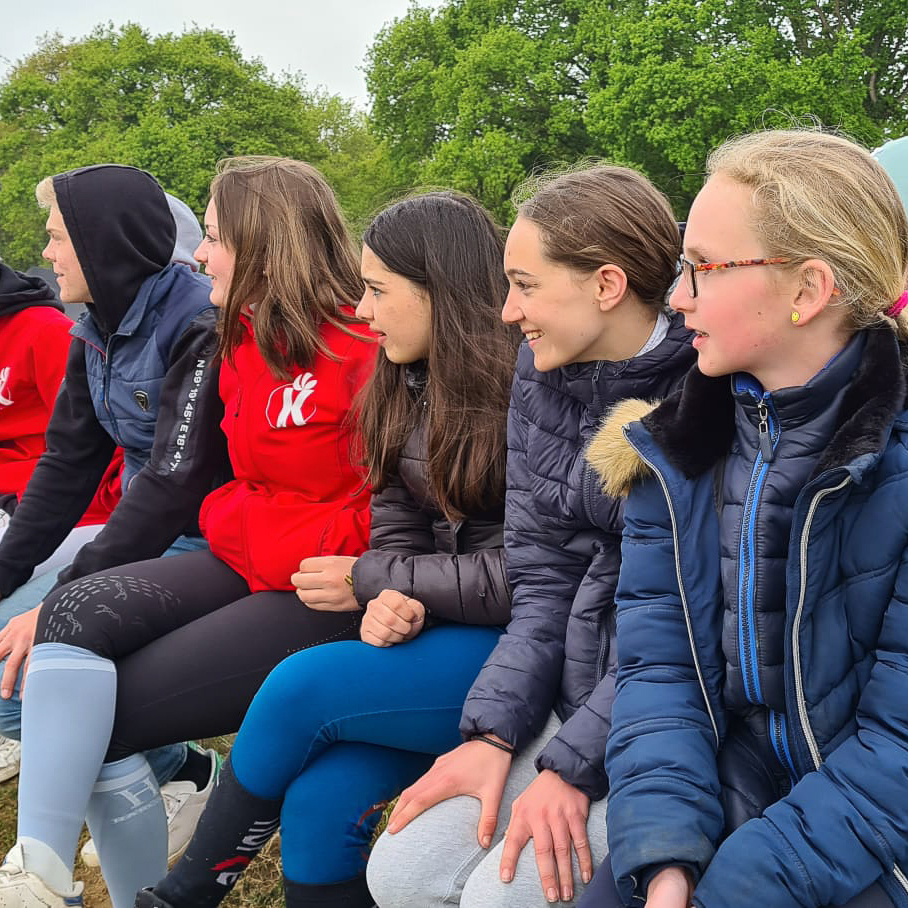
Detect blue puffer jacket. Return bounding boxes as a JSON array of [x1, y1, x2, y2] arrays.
[[592, 327, 908, 907], [73, 263, 214, 487], [459, 314, 695, 799]]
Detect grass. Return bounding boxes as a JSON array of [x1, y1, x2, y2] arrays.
[[0, 737, 285, 908]]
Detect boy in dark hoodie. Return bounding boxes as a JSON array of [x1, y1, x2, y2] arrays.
[[0, 166, 227, 888]]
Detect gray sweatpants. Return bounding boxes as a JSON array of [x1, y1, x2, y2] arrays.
[[367, 712, 609, 907]]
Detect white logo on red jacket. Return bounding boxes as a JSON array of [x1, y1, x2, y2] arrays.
[[0, 368, 12, 407], [266, 372, 317, 429]]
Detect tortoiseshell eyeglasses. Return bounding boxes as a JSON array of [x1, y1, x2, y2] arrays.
[[678, 256, 792, 298]]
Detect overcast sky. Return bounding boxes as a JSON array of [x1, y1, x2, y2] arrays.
[[0, 0, 439, 108]]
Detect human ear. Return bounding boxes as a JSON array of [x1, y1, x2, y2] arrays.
[[790, 260, 838, 326], [595, 264, 630, 312]]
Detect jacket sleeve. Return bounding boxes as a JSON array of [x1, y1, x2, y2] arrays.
[[0, 343, 114, 597], [352, 474, 511, 625], [534, 583, 618, 800], [459, 370, 593, 750], [694, 559, 908, 907], [605, 472, 725, 906], [55, 309, 227, 586]]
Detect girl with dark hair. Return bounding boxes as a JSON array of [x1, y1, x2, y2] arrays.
[[134, 190, 518, 908], [0, 157, 376, 908], [367, 164, 697, 908]]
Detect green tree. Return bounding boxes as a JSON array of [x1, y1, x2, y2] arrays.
[[581, 0, 905, 210], [366, 0, 590, 221], [0, 24, 395, 268], [366, 0, 908, 219]]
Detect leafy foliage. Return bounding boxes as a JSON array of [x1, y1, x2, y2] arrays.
[[366, 0, 908, 219], [0, 24, 396, 268]]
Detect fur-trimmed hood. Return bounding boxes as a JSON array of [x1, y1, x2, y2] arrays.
[[588, 327, 908, 499]]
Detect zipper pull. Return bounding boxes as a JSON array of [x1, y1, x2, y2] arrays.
[[757, 399, 774, 463]]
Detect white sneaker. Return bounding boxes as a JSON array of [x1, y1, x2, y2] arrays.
[[0, 845, 83, 907], [80, 749, 220, 868], [0, 738, 20, 784]]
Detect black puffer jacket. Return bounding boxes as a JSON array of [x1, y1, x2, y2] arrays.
[[460, 315, 696, 799], [352, 402, 511, 625]]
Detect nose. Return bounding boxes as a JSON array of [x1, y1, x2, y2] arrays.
[[668, 278, 691, 313], [501, 287, 522, 324], [42, 240, 54, 263], [193, 240, 206, 266], [355, 289, 372, 322]]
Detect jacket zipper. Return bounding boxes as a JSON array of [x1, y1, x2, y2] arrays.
[[737, 395, 778, 704], [102, 335, 121, 442], [792, 475, 908, 897], [623, 427, 720, 748], [769, 709, 797, 783]]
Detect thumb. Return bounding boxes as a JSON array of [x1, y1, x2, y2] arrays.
[[477, 785, 504, 849]]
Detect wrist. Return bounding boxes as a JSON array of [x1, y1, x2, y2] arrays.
[[471, 734, 516, 756]]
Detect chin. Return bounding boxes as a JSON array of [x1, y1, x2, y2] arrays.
[[530, 351, 562, 373], [695, 355, 731, 378]]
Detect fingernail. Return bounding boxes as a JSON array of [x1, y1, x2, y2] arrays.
[[500, 869, 512, 883], [547, 887, 558, 902], [481, 835, 491, 848], [582, 871, 591, 883], [0, 690, 8, 699], [563, 886, 573, 901]]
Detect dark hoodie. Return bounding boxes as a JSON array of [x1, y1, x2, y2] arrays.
[[0, 266, 62, 319], [0, 165, 225, 597], [52, 164, 174, 334]]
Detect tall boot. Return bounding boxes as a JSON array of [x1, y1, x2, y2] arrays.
[[142, 757, 281, 908], [284, 874, 375, 908]]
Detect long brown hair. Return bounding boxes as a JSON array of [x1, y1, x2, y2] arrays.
[[211, 156, 364, 378], [358, 192, 519, 520]]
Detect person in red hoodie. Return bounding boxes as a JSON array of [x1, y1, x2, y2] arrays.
[[0, 157, 375, 908], [0, 262, 123, 785], [0, 263, 122, 568]]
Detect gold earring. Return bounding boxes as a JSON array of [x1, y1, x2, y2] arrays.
[[791, 311, 801, 324]]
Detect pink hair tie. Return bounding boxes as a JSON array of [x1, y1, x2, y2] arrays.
[[886, 290, 908, 319]]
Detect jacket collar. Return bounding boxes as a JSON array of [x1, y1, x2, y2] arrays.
[[588, 327, 907, 498]]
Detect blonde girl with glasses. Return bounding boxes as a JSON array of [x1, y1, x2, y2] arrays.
[[579, 129, 908, 908]]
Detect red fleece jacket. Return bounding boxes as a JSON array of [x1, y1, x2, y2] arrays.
[[200, 316, 376, 591], [0, 306, 122, 524]]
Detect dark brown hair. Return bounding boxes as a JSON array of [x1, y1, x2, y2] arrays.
[[515, 164, 680, 307], [358, 191, 519, 520], [211, 156, 364, 378]]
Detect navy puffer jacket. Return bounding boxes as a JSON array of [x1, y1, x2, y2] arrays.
[[595, 327, 908, 907], [459, 314, 695, 799]]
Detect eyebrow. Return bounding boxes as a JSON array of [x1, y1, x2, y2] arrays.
[[683, 244, 715, 261], [505, 267, 536, 278], [362, 276, 388, 287]]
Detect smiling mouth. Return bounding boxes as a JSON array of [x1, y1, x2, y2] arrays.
[[525, 330, 544, 341]]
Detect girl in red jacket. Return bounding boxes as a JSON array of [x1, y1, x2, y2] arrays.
[[137, 191, 519, 908], [0, 157, 375, 908]]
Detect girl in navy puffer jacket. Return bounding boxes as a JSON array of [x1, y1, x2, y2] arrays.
[[582, 129, 908, 908], [368, 165, 696, 907]]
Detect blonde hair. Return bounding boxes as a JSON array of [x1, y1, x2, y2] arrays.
[[210, 156, 364, 379], [35, 177, 57, 210], [707, 129, 908, 340]]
